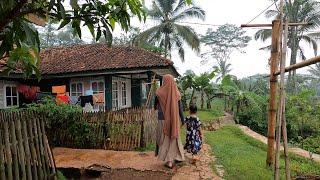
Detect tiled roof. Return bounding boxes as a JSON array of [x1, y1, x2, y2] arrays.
[[40, 44, 174, 75]]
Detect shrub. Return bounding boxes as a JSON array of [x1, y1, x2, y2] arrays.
[[27, 97, 94, 147]]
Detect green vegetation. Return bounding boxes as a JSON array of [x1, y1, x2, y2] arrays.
[[206, 126, 320, 180]]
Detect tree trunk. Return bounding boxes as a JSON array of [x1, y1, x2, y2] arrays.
[[288, 27, 299, 93], [182, 91, 188, 111], [189, 89, 195, 106], [207, 101, 212, 109], [201, 91, 204, 109]]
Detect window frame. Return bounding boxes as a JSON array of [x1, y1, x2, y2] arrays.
[[112, 81, 119, 109], [4, 84, 19, 108], [121, 81, 127, 107], [70, 82, 84, 97]]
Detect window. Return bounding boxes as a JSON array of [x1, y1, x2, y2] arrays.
[[112, 82, 118, 109], [70, 82, 83, 97], [5, 85, 18, 107], [121, 82, 127, 106], [92, 81, 104, 94]]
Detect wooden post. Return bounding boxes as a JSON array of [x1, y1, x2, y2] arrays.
[[278, 19, 291, 180], [140, 120, 145, 148], [266, 19, 281, 168], [4, 120, 13, 180]]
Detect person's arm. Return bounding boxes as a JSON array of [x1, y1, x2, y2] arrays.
[[154, 96, 159, 110], [178, 100, 185, 125]]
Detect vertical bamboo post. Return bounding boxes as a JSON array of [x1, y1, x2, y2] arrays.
[[4, 120, 13, 180], [140, 119, 145, 148], [266, 19, 281, 168], [32, 115, 43, 179], [21, 113, 33, 180], [275, 19, 291, 180], [15, 112, 27, 180], [36, 116, 48, 179], [26, 112, 38, 180], [0, 113, 6, 180], [9, 113, 19, 180]]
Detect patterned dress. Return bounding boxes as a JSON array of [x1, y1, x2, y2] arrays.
[[184, 116, 202, 155]]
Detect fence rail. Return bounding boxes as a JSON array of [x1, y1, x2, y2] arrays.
[[46, 107, 158, 151], [0, 111, 56, 180]]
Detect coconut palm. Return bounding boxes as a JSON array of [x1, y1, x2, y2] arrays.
[[255, 0, 320, 89], [135, 0, 205, 61], [308, 63, 320, 79]]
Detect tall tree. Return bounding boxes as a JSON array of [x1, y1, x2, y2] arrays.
[[135, 0, 205, 61], [255, 0, 320, 90], [39, 24, 84, 48], [201, 24, 251, 81], [0, 0, 146, 79]]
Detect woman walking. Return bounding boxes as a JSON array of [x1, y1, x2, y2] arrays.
[[154, 74, 185, 168]]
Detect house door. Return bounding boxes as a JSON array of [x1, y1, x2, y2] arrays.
[[91, 81, 105, 111]]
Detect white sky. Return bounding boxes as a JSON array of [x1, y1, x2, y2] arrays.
[[79, 0, 319, 78]]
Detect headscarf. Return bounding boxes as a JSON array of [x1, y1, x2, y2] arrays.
[[156, 74, 181, 139]]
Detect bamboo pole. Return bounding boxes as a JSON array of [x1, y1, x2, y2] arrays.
[[32, 115, 43, 179], [4, 120, 13, 180], [21, 113, 33, 180], [266, 19, 281, 168], [0, 113, 6, 180], [10, 113, 19, 180], [275, 18, 288, 180], [282, 19, 291, 180], [145, 74, 157, 108], [15, 112, 27, 180], [240, 22, 312, 28], [36, 116, 48, 179], [26, 112, 38, 180], [273, 55, 320, 76]]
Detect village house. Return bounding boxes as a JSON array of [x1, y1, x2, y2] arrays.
[[0, 44, 179, 110]]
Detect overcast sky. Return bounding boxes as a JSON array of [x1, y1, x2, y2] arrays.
[[80, 0, 318, 78]]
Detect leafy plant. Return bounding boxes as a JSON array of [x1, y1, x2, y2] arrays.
[[27, 97, 94, 147]]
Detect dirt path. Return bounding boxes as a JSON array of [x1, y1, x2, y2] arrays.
[[53, 145, 221, 180], [239, 125, 320, 163], [172, 143, 221, 180]]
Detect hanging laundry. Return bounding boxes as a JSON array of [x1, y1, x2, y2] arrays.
[[70, 96, 79, 105], [52, 85, 66, 94], [56, 94, 70, 104], [17, 84, 40, 101], [79, 95, 93, 107], [85, 90, 93, 96], [83, 103, 94, 112], [93, 93, 104, 104]]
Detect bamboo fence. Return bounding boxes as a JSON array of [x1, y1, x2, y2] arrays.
[[0, 111, 56, 180], [47, 107, 158, 151]]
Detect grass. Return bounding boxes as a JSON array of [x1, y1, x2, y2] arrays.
[[183, 98, 225, 123], [205, 126, 320, 180]]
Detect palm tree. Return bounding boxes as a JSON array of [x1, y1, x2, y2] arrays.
[[135, 0, 205, 61], [255, 0, 320, 90], [308, 63, 320, 80]]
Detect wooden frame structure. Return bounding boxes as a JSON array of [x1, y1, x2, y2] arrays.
[[241, 0, 320, 179]]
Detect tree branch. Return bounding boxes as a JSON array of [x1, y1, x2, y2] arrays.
[[0, 0, 28, 31]]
